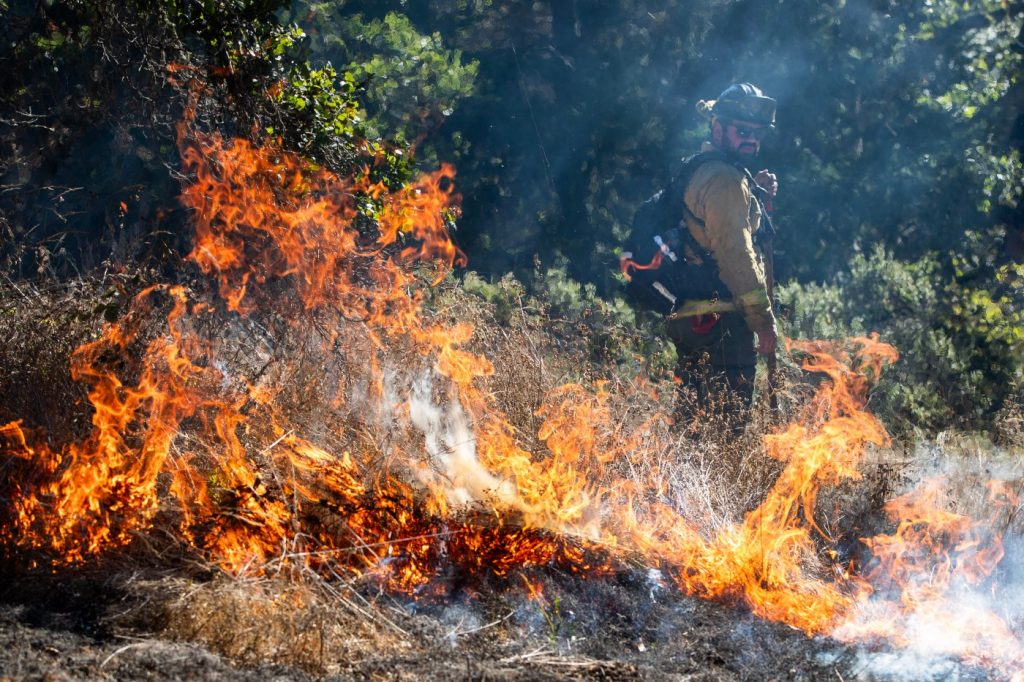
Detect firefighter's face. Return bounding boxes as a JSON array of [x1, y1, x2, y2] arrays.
[[713, 119, 767, 159]]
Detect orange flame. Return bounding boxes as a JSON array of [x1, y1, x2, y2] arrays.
[[2, 123, 1021, 677], [834, 478, 1024, 672]]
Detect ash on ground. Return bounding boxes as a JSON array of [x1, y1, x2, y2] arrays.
[[0, 562, 992, 681]]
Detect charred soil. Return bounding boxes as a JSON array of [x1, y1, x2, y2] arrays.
[[0, 564, 990, 681]]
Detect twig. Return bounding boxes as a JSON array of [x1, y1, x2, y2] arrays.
[[260, 429, 294, 456], [522, 656, 609, 668], [448, 609, 515, 638], [100, 641, 151, 668], [498, 646, 554, 663], [312, 568, 409, 636]]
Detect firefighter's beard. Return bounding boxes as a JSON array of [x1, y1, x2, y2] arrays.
[[711, 124, 759, 162], [735, 142, 759, 159], [719, 143, 759, 167]]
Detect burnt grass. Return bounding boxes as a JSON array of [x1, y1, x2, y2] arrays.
[[0, 280, 1010, 680], [0, 559, 992, 681]]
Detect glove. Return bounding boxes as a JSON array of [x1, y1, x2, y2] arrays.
[[756, 326, 777, 356]]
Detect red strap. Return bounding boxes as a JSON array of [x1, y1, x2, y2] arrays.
[[620, 249, 664, 281], [690, 313, 720, 334]]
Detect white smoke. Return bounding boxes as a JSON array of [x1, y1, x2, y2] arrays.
[[838, 435, 1024, 678], [850, 648, 962, 681], [407, 373, 518, 509]]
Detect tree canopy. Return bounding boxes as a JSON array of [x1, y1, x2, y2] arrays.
[[1, 0, 1022, 429], [319, 0, 1022, 289]]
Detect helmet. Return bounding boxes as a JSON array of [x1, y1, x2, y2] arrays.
[[710, 83, 776, 128]]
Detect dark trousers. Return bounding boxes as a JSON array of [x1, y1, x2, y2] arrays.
[[666, 312, 756, 430]]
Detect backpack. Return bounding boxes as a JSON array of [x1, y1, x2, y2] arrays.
[[621, 151, 772, 314]]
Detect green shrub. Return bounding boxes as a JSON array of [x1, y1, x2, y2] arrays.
[[290, 6, 479, 149], [459, 265, 675, 381], [778, 244, 1023, 433]]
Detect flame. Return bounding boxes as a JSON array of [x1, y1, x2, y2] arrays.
[[834, 478, 1024, 672], [2, 285, 216, 565], [582, 336, 896, 634], [2, 122, 1022, 677], [178, 122, 463, 318]]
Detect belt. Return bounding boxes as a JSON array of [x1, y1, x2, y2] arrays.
[[665, 298, 738, 321]]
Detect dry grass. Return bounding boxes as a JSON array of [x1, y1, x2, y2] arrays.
[[0, 269, 864, 549], [112, 574, 414, 675], [14, 269, 1013, 673], [428, 281, 828, 534], [901, 433, 1024, 534], [0, 276, 114, 438], [994, 397, 1024, 450]]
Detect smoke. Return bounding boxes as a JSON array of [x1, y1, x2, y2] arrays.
[[340, 357, 522, 511], [408, 373, 518, 510], [845, 579, 1022, 677], [437, 601, 485, 646], [837, 436, 1024, 678], [850, 648, 964, 681]]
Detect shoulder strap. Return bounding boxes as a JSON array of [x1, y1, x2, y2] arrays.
[[677, 151, 775, 244], [675, 150, 737, 224], [664, 151, 732, 258]]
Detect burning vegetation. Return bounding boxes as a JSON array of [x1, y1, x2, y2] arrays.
[[1, 122, 1023, 679]]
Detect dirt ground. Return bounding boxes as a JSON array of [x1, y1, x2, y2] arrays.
[[0, 565, 991, 681]]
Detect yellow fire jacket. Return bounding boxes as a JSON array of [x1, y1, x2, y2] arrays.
[[678, 145, 777, 337]]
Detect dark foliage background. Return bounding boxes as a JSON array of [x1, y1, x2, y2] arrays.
[[1, 0, 1021, 432]]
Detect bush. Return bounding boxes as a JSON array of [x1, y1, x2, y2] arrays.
[[779, 244, 1024, 434], [289, 5, 479, 153], [459, 264, 676, 381]]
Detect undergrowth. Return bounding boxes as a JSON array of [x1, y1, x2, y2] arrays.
[[4, 263, 1019, 674]]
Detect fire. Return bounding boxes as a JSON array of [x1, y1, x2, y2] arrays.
[[835, 478, 1024, 672], [1, 121, 1022, 677], [2, 285, 213, 565], [178, 122, 463, 318]]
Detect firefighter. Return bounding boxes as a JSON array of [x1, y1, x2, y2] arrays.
[[666, 83, 780, 428]]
